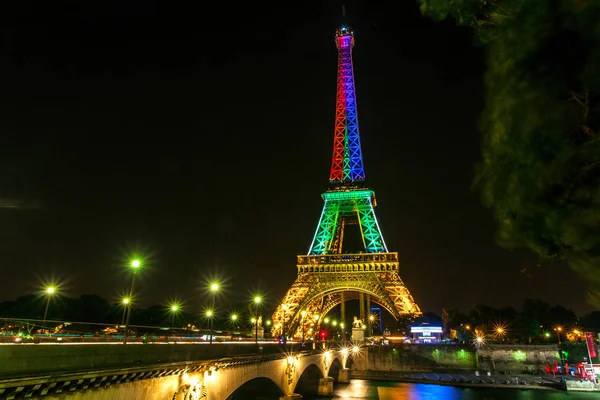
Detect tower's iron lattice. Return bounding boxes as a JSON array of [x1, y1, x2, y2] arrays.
[[271, 26, 420, 340]]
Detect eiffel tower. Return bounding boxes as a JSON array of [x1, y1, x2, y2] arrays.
[[271, 26, 420, 340]]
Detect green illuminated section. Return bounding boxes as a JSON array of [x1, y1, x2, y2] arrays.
[[309, 200, 341, 255], [309, 190, 388, 255], [358, 197, 387, 252]]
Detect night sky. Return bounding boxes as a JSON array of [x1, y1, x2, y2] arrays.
[[0, 1, 591, 315]]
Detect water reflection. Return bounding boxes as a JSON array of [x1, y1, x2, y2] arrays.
[[305, 380, 594, 400]]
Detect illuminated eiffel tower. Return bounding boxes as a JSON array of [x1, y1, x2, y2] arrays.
[[271, 26, 421, 340]]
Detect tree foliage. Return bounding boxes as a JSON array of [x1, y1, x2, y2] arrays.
[[419, 0, 600, 303]]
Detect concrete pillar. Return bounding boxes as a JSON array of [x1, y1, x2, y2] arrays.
[[366, 294, 371, 318], [317, 377, 335, 396], [279, 394, 302, 400], [338, 368, 351, 383]]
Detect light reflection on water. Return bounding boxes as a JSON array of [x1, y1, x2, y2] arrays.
[[316, 380, 593, 400]]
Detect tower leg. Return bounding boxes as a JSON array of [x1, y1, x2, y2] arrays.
[[366, 294, 371, 318]]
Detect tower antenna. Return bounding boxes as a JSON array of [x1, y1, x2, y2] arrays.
[[342, 4, 346, 17]]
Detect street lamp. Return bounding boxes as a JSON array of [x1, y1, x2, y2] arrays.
[[253, 296, 262, 344], [170, 304, 180, 327], [210, 282, 219, 293], [124, 258, 142, 343], [206, 309, 214, 344], [555, 326, 563, 344], [369, 314, 375, 337], [41, 286, 56, 333], [121, 297, 130, 325]]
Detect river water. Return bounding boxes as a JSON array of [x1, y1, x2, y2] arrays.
[[303, 380, 592, 399]]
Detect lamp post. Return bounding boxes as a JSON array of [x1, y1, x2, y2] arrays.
[[170, 304, 179, 327], [253, 296, 261, 344], [369, 314, 375, 338], [206, 310, 214, 344], [555, 326, 563, 344], [121, 297, 130, 325], [207, 283, 219, 343], [41, 286, 56, 333], [124, 259, 142, 343]]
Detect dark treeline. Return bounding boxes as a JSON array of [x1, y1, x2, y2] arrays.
[[0, 294, 252, 332], [439, 299, 600, 344]]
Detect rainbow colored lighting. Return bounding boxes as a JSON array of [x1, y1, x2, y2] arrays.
[[329, 26, 365, 184]]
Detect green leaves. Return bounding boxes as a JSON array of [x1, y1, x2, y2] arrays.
[[420, 0, 600, 304]]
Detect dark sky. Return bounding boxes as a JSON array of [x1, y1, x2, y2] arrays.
[[0, 1, 592, 316]]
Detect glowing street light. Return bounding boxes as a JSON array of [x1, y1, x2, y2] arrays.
[[121, 297, 131, 325], [555, 326, 563, 344], [124, 258, 143, 343], [252, 296, 262, 344], [41, 286, 57, 332], [210, 283, 219, 293], [169, 303, 180, 327], [230, 313, 238, 321], [474, 335, 485, 348], [205, 309, 214, 344], [368, 314, 375, 337]]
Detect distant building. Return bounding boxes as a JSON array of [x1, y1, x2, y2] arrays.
[[410, 322, 443, 343]]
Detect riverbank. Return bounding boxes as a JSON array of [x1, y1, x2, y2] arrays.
[[351, 370, 565, 391]]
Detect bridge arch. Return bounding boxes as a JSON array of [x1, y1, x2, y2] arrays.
[[228, 377, 284, 400], [291, 362, 323, 396], [206, 353, 340, 400]]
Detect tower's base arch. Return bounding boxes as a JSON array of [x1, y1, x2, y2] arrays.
[[271, 253, 420, 339]]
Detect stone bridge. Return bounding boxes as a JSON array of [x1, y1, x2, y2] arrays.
[[0, 343, 352, 399]]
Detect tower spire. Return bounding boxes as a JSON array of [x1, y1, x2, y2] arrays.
[[329, 25, 365, 184]]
